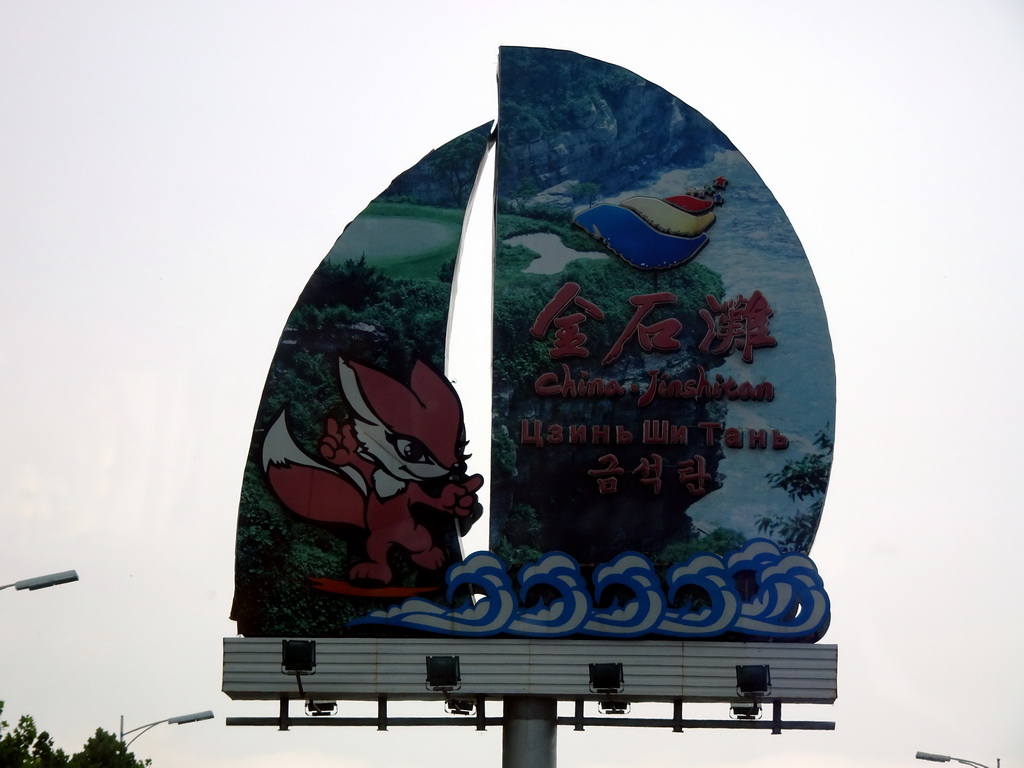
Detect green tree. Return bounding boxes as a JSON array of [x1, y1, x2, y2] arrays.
[[568, 181, 600, 207], [658, 526, 747, 563], [69, 730, 148, 768], [758, 428, 833, 552], [0, 702, 147, 768], [433, 132, 487, 207], [0, 701, 66, 768], [507, 177, 540, 211], [29, 731, 67, 768]]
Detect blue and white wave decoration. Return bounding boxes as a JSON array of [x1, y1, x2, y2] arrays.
[[349, 539, 830, 640]]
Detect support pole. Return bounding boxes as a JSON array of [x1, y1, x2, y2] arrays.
[[475, 695, 487, 731], [278, 696, 290, 731], [502, 697, 557, 768]]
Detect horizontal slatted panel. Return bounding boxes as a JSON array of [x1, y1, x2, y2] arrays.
[[223, 638, 836, 704], [681, 643, 837, 701]]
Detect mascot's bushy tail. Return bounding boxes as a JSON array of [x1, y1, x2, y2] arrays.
[[262, 411, 368, 527]]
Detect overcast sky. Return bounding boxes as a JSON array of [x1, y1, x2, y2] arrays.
[[2, 2, 1022, 767]]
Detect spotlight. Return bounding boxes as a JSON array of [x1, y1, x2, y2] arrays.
[[281, 640, 316, 675], [598, 700, 630, 715], [735, 664, 771, 697], [304, 701, 337, 717], [589, 662, 624, 694], [425, 655, 461, 693], [444, 698, 476, 716], [730, 702, 762, 720]]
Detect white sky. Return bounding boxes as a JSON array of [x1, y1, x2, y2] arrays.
[[2, 1, 1022, 767]]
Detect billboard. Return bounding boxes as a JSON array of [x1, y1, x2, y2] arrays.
[[230, 124, 492, 636], [231, 47, 834, 642]]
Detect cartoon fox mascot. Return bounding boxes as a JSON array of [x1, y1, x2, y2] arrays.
[[262, 357, 483, 586]]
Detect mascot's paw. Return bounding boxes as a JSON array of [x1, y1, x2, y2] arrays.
[[410, 546, 446, 570], [319, 418, 359, 463], [439, 474, 484, 517], [349, 560, 393, 585]]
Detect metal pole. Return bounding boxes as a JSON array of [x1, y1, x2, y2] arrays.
[[502, 697, 556, 768]]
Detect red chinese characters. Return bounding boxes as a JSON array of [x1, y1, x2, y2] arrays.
[[531, 282, 681, 364], [602, 292, 681, 365], [530, 282, 604, 359], [532, 283, 777, 365], [698, 290, 777, 363]]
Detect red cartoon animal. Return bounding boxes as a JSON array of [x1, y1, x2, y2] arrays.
[[262, 357, 483, 585]]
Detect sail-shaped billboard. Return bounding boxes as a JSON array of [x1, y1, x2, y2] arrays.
[[230, 48, 834, 642]]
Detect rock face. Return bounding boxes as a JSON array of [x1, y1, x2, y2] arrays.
[[497, 48, 734, 204], [379, 122, 493, 207]]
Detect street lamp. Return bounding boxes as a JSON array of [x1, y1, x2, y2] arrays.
[[916, 751, 998, 768], [0, 570, 78, 592], [120, 710, 214, 748]]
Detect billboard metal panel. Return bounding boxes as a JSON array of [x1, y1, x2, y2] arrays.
[[223, 637, 836, 704]]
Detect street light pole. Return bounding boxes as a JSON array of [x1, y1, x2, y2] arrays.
[[0, 570, 78, 592], [120, 710, 214, 748], [916, 751, 1000, 768]]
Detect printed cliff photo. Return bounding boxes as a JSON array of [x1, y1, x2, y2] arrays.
[[489, 47, 835, 570]]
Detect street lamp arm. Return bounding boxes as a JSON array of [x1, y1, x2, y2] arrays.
[[916, 752, 991, 768], [123, 722, 164, 749], [121, 710, 214, 748]]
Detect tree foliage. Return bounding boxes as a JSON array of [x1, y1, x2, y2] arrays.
[[68, 730, 148, 768], [568, 182, 600, 207], [0, 702, 149, 768], [432, 132, 486, 207], [758, 429, 834, 552]]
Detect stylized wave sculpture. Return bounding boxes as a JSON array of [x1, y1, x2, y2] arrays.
[[350, 540, 830, 640]]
